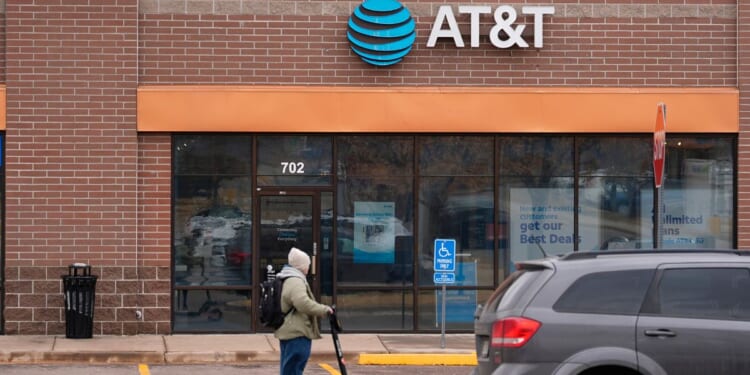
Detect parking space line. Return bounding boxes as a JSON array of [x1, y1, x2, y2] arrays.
[[359, 353, 478, 366], [138, 364, 151, 375], [318, 362, 341, 375]]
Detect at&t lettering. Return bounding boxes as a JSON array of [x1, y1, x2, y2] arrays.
[[427, 5, 554, 48]]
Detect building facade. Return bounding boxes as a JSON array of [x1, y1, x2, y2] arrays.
[[0, 0, 749, 334]]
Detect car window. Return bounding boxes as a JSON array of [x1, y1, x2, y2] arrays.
[[553, 269, 654, 315], [484, 270, 542, 313], [652, 267, 750, 320]]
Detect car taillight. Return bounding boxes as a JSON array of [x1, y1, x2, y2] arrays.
[[491, 317, 541, 348]]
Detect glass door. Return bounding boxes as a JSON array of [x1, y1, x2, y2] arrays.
[[256, 191, 327, 330]]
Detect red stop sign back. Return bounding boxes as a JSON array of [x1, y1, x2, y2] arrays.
[[653, 103, 666, 188]]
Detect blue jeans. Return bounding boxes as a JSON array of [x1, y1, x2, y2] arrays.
[[279, 336, 312, 375]]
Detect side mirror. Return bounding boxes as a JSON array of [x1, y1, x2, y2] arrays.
[[474, 304, 484, 320]]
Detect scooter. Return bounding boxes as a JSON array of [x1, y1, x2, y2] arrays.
[[329, 305, 348, 375]]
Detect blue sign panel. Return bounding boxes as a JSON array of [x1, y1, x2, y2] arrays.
[[434, 239, 456, 272], [436, 262, 478, 323], [434, 272, 455, 284]]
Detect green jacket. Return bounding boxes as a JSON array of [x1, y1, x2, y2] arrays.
[[273, 266, 329, 340]]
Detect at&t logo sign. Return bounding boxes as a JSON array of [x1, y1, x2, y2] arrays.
[[347, 1, 555, 67], [347, 0, 416, 66]]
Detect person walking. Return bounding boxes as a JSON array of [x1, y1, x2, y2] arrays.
[[275, 247, 333, 375]]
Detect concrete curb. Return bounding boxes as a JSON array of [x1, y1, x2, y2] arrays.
[[0, 351, 166, 364], [0, 334, 477, 366]]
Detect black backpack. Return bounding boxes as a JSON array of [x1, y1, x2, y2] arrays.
[[258, 276, 293, 329]]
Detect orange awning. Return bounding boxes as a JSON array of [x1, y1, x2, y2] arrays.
[[137, 86, 738, 133]]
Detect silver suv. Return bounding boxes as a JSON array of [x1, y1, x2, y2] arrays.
[[473, 250, 750, 375]]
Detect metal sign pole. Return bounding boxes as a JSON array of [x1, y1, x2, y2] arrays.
[[655, 186, 663, 249], [441, 284, 447, 349], [433, 238, 456, 350]]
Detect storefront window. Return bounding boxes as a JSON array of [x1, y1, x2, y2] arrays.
[[581, 176, 653, 250], [660, 137, 734, 249], [167, 133, 736, 333], [417, 289, 494, 331], [172, 289, 251, 332], [337, 135, 413, 176], [336, 136, 414, 287], [257, 135, 332, 186], [417, 136, 493, 330], [499, 137, 574, 270], [336, 177, 414, 286], [505, 179, 576, 264], [579, 137, 651, 176], [418, 176, 494, 287], [335, 289, 414, 330], [419, 136, 493, 176], [578, 137, 653, 251], [172, 134, 253, 332]]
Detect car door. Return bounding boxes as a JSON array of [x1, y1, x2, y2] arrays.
[[636, 264, 750, 375]]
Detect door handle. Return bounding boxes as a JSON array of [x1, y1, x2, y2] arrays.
[[311, 243, 317, 275], [644, 329, 676, 338]]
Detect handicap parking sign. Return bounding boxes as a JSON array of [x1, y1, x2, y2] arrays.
[[434, 272, 455, 284], [434, 239, 456, 272]]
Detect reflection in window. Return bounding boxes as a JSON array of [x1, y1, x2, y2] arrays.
[[578, 138, 653, 251], [655, 268, 749, 320], [338, 136, 413, 176], [419, 176, 494, 287], [320, 192, 334, 300], [661, 138, 734, 249], [499, 136, 573, 176], [174, 178, 252, 286], [579, 137, 651, 176], [174, 135, 251, 175], [336, 290, 414, 330], [505, 181, 577, 263], [173, 135, 253, 333], [336, 177, 413, 286], [417, 289, 493, 331], [173, 289, 252, 332], [553, 270, 654, 315], [580, 177, 653, 251], [418, 136, 493, 290], [257, 135, 332, 186], [499, 137, 574, 273], [258, 195, 314, 274], [419, 136, 492, 176], [164, 133, 737, 333]]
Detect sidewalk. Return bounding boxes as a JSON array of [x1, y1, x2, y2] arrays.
[[0, 334, 477, 366]]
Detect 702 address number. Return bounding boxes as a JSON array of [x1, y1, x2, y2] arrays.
[[281, 162, 305, 174]]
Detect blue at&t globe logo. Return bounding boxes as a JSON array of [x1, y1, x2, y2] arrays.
[[347, 0, 416, 67]]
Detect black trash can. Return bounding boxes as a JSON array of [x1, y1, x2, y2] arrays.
[[61, 263, 97, 339]]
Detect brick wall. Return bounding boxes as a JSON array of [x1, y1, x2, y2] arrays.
[[137, 134, 173, 334], [138, 1, 737, 86], [2, 0, 154, 335]]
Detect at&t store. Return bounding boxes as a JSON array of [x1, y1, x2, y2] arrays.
[[0, 0, 745, 335]]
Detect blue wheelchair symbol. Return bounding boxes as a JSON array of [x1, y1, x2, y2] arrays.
[[434, 239, 456, 272]]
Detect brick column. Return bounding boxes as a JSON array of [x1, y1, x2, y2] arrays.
[[739, 1, 750, 248], [3, 1, 148, 335]]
